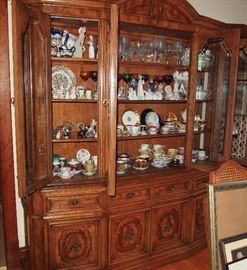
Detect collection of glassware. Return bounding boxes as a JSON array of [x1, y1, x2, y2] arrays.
[[118, 36, 190, 66]]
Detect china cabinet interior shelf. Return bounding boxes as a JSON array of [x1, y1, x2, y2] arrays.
[[51, 57, 98, 63], [117, 133, 186, 141], [52, 138, 97, 143], [52, 99, 97, 103], [118, 100, 187, 104]]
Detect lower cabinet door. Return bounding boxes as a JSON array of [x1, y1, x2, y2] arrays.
[[193, 194, 206, 242], [108, 208, 151, 265], [48, 217, 105, 270], [151, 200, 190, 253]]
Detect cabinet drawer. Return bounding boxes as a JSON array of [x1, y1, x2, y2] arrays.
[[194, 176, 208, 192], [110, 187, 151, 206], [47, 192, 104, 213], [154, 180, 191, 198]]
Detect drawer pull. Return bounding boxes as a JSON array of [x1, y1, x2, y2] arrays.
[[126, 192, 135, 199], [166, 185, 175, 192], [69, 199, 80, 206]]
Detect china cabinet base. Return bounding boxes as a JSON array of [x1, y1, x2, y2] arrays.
[[26, 169, 207, 270]]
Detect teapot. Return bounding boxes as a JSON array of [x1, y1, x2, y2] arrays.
[[181, 48, 190, 67], [198, 49, 214, 70]]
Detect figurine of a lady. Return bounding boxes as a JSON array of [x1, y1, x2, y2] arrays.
[[87, 35, 95, 59], [137, 74, 145, 100], [73, 26, 86, 58]]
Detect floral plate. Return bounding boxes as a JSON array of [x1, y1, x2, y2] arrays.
[[145, 111, 160, 127], [76, 149, 90, 164], [122, 109, 140, 127], [52, 65, 76, 98]]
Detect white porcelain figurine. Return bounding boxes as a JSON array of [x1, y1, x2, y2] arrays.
[[73, 26, 86, 58], [87, 35, 95, 59]]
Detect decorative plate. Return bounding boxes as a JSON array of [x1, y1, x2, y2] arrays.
[[76, 149, 90, 164], [140, 108, 154, 125], [122, 109, 140, 127], [52, 65, 76, 97], [145, 111, 160, 127]]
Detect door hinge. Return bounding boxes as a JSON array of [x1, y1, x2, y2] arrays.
[[10, 97, 15, 105]]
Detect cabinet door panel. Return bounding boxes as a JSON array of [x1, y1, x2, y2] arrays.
[[192, 195, 206, 242], [151, 200, 189, 253], [49, 218, 104, 270], [23, 8, 51, 195], [108, 209, 151, 265]]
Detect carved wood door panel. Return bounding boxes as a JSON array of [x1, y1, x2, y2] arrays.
[[48, 218, 105, 270], [192, 195, 206, 242], [151, 200, 189, 253], [108, 209, 151, 265]]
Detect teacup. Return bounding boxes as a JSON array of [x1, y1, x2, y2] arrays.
[[152, 158, 167, 167], [175, 154, 184, 164], [148, 126, 159, 135], [85, 90, 92, 99], [141, 144, 151, 152], [68, 159, 80, 171], [84, 159, 95, 173], [198, 150, 207, 160], [116, 160, 128, 174], [161, 126, 170, 134], [126, 125, 140, 136], [60, 167, 71, 178], [167, 148, 178, 157]]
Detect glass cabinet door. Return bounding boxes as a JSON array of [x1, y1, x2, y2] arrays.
[[231, 42, 247, 164], [192, 37, 232, 163], [51, 17, 104, 180]]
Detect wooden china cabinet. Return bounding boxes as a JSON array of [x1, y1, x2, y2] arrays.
[[13, 0, 242, 269]]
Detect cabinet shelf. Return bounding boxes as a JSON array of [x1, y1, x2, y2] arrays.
[[51, 57, 98, 64], [117, 133, 186, 141], [52, 99, 97, 103], [117, 164, 185, 177], [118, 99, 187, 104], [52, 138, 97, 143], [119, 60, 189, 72]]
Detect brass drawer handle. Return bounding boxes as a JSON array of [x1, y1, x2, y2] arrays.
[[166, 185, 175, 192], [126, 192, 135, 199], [69, 199, 80, 206]]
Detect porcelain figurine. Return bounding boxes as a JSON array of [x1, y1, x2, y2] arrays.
[[137, 74, 145, 100], [87, 35, 95, 59], [73, 26, 86, 58]]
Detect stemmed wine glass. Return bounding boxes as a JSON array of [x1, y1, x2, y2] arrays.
[[118, 36, 131, 61], [122, 73, 132, 90], [164, 75, 173, 85], [164, 44, 172, 65], [80, 71, 91, 88], [90, 71, 98, 91], [172, 41, 184, 65]]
